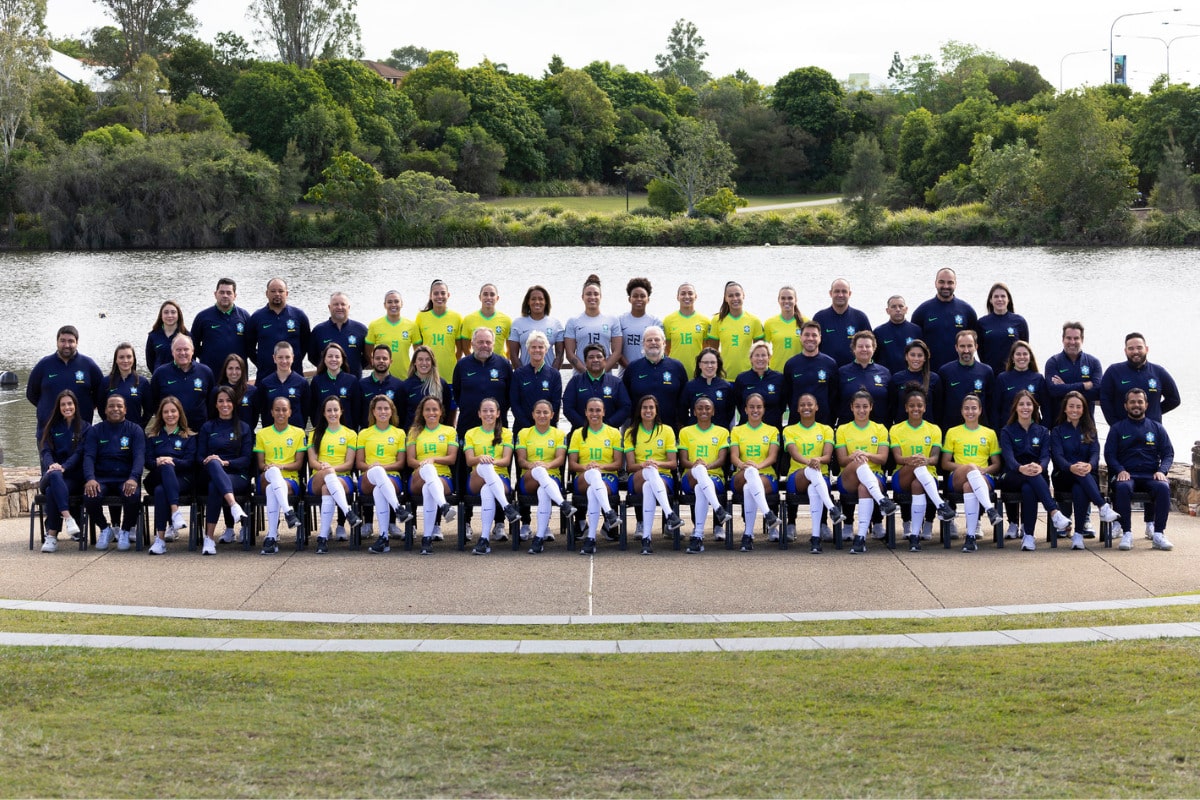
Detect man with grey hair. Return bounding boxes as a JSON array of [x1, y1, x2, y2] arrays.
[[147, 334, 215, 428], [622, 325, 688, 427], [309, 291, 368, 375]]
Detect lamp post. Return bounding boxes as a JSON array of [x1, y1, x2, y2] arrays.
[[613, 167, 630, 212], [1110, 8, 1183, 82], [1116, 33, 1200, 84], [1060, 48, 1108, 91]]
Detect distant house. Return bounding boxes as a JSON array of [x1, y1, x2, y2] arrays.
[[360, 60, 408, 87], [50, 49, 112, 95]]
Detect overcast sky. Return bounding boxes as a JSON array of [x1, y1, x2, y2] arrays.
[[44, 0, 1200, 94]]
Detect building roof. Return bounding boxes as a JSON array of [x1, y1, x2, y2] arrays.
[[360, 60, 409, 82], [49, 49, 111, 93]]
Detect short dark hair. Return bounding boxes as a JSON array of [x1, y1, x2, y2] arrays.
[[56, 325, 79, 340], [216, 278, 237, 292], [583, 343, 606, 359], [1124, 387, 1147, 401], [626, 277, 652, 297], [1125, 332, 1146, 343]]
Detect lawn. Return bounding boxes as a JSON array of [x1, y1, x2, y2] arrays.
[[1, 640, 1197, 797], [481, 193, 840, 213]]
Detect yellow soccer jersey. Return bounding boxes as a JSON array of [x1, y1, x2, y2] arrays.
[[410, 423, 458, 477], [889, 420, 943, 476], [311, 425, 357, 467], [460, 311, 512, 348], [783, 421, 835, 476], [706, 312, 765, 377], [623, 424, 677, 475], [464, 426, 514, 459], [366, 316, 421, 378], [359, 425, 407, 474], [730, 422, 780, 476], [663, 311, 711, 370], [678, 423, 730, 469], [568, 424, 622, 474], [516, 426, 567, 465], [834, 421, 890, 475], [415, 309, 463, 378], [764, 315, 807, 372], [254, 424, 307, 479], [943, 424, 999, 469]]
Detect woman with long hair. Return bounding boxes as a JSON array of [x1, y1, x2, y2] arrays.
[[37, 390, 89, 552], [146, 300, 188, 373], [516, 399, 576, 553], [730, 392, 782, 550], [405, 396, 459, 555], [508, 284, 565, 369], [623, 395, 683, 554], [887, 339, 940, 424], [144, 396, 196, 554], [999, 390, 1074, 551], [889, 385, 955, 552], [465, 397, 521, 554], [307, 395, 363, 553], [214, 353, 257, 428], [106, 342, 151, 426], [568, 397, 623, 554], [414, 279, 464, 378], [197, 386, 252, 555], [400, 345, 456, 430], [677, 395, 732, 552], [357, 394, 413, 550], [835, 391, 899, 554], [1049, 390, 1120, 543], [254, 396, 306, 554], [705, 281, 764, 378], [682, 347, 735, 430], [940, 394, 1003, 553]]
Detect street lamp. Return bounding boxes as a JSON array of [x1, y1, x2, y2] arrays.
[[1116, 33, 1200, 84], [613, 167, 629, 212], [1110, 8, 1183, 82], [1060, 48, 1107, 92]]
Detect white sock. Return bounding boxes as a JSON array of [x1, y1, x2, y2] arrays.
[[914, 468, 945, 506], [420, 463, 448, 507], [910, 494, 927, 530], [855, 463, 885, 502], [531, 466, 564, 505], [964, 493, 980, 535], [966, 470, 993, 509], [535, 486, 554, 537], [479, 481, 498, 539], [323, 473, 351, 514], [264, 466, 291, 514], [742, 467, 770, 514], [422, 495, 437, 537], [857, 497, 874, 537], [584, 468, 612, 512], [804, 467, 836, 510], [319, 495, 335, 537]]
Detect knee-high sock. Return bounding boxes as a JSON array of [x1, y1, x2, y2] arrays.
[[419, 463, 448, 507], [642, 466, 672, 524], [263, 466, 292, 515], [584, 468, 612, 512], [585, 489, 602, 539], [804, 467, 836, 511], [479, 481, 498, 539], [857, 497, 874, 537], [535, 485, 554, 537], [742, 467, 770, 514], [530, 466, 564, 505], [319, 495, 336, 536], [855, 464, 885, 502], [476, 463, 511, 510], [367, 466, 400, 533], [323, 474, 351, 514], [966, 469, 994, 509], [691, 464, 721, 508], [910, 493, 927, 527], [913, 468, 945, 507], [963, 492, 980, 535]]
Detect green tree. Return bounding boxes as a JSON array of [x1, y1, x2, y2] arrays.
[[541, 67, 617, 180], [1037, 92, 1137, 237], [304, 149, 381, 215], [771, 66, 848, 183], [841, 134, 885, 233], [379, 169, 478, 226], [315, 58, 417, 175], [654, 18, 710, 88], [385, 44, 428, 71], [249, 0, 362, 69], [443, 122, 505, 194], [1, 0, 49, 170], [624, 116, 736, 216], [693, 186, 747, 221], [1149, 140, 1195, 214], [160, 32, 249, 102], [699, 76, 810, 192], [110, 52, 170, 133], [970, 134, 1042, 216], [93, 0, 195, 71]]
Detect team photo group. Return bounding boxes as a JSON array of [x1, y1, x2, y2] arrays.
[[25, 265, 1180, 559]]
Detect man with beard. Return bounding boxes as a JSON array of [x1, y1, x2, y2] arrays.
[[811, 278, 872, 367], [623, 327, 687, 428], [28, 325, 105, 435], [912, 268, 979, 372], [1105, 388, 1175, 552], [1099, 333, 1180, 426]]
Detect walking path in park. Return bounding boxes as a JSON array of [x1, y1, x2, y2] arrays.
[[2, 511, 1198, 653]]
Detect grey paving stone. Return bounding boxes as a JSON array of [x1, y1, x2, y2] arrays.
[[784, 611, 867, 621], [617, 639, 722, 653], [415, 639, 520, 653], [575, 615, 644, 624], [218, 638, 328, 651], [1091, 623, 1200, 641], [715, 637, 822, 651], [813, 634, 923, 650], [1000, 627, 1113, 644], [904, 631, 1020, 648], [122, 636, 232, 650], [316, 639, 423, 652], [517, 640, 618, 654]]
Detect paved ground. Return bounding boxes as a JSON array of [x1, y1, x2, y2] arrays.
[[4, 511, 1198, 618]]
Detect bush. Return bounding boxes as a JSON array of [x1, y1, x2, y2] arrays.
[[646, 178, 686, 215]]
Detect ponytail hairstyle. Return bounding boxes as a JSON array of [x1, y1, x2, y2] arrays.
[[480, 397, 504, 448], [717, 281, 743, 322], [421, 279, 448, 313]]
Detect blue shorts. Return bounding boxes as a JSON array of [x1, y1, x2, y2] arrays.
[[258, 476, 299, 494], [577, 473, 618, 493], [308, 475, 354, 495], [359, 473, 403, 494], [681, 473, 724, 494], [837, 473, 884, 494], [948, 472, 994, 492], [626, 474, 674, 492], [469, 474, 512, 495], [409, 474, 454, 493], [787, 472, 830, 493], [743, 474, 778, 491]]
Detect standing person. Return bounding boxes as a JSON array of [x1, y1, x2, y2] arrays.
[[682, 348, 735, 430], [663, 282, 710, 371], [936, 330, 994, 430], [782, 392, 842, 552], [705, 280, 764, 378], [618, 277, 662, 371], [214, 354, 257, 428], [887, 339, 941, 425], [403, 396, 459, 555], [147, 335, 215, 430], [143, 396, 197, 555], [992, 341, 1051, 448], [246, 277, 311, 378], [145, 300, 188, 374], [37, 391, 89, 552], [977, 282, 1029, 376], [999, 391, 1074, 552], [872, 295, 923, 374], [782, 321, 839, 427], [357, 395, 413, 548], [255, 342, 309, 430], [27, 325, 105, 435], [564, 274, 623, 373], [517, 399, 576, 553], [912, 267, 979, 372], [623, 395, 684, 553], [465, 398, 522, 555], [622, 326, 688, 429], [196, 386, 252, 555], [308, 342, 361, 427], [365, 290, 421, 379], [1045, 322, 1103, 416], [254, 396, 306, 555], [309, 291, 368, 375], [1099, 332, 1181, 425], [192, 278, 251, 375], [104, 342, 151, 426], [1104, 388, 1175, 552], [563, 344, 632, 431], [358, 345, 406, 429], [82, 395, 146, 552], [733, 341, 787, 429], [729, 393, 783, 550], [509, 331, 562, 435], [1049, 390, 1120, 544], [461, 283, 513, 357], [836, 331, 890, 425], [400, 345, 456, 431], [940, 394, 1003, 552], [677, 395, 732, 552], [889, 385, 955, 550], [811, 278, 872, 367], [763, 285, 808, 372], [307, 396, 363, 554], [568, 397, 623, 555], [508, 284, 564, 369], [415, 279, 464, 379], [834, 391, 898, 554]]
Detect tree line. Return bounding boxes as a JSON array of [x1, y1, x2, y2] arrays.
[[2, 1, 1199, 248]]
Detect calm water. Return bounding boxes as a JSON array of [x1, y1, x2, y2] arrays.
[[1, 246, 1195, 466]]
